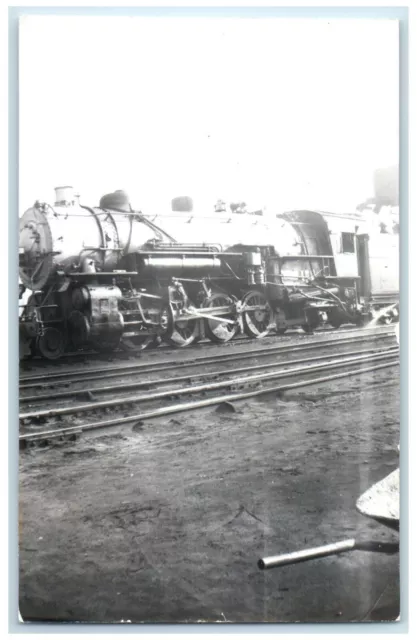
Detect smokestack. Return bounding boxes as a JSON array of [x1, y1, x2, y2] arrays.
[[54, 186, 75, 206], [373, 166, 399, 206]]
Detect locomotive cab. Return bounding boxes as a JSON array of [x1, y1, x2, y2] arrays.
[[275, 210, 364, 330], [356, 231, 399, 312]]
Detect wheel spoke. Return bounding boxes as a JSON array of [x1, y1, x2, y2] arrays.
[[204, 293, 238, 344], [242, 291, 272, 339], [166, 316, 198, 347]]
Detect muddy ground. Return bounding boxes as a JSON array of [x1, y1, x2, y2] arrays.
[[19, 356, 400, 624]]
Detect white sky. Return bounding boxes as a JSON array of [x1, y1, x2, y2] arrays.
[[19, 16, 399, 213]]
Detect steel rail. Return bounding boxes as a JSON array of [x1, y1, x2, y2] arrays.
[[19, 349, 398, 421], [20, 345, 399, 404], [19, 323, 395, 381], [19, 328, 395, 388], [18, 324, 329, 363], [19, 359, 399, 443], [22, 323, 394, 364]]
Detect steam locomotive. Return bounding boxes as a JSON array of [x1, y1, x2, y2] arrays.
[[19, 187, 399, 360]]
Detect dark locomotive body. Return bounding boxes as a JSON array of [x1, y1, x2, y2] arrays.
[[19, 188, 399, 359]]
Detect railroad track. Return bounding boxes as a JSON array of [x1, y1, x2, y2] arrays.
[[19, 326, 396, 391], [20, 342, 398, 406], [19, 323, 394, 373], [20, 343, 399, 446]]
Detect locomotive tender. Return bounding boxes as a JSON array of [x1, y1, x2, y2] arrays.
[[19, 187, 399, 359]]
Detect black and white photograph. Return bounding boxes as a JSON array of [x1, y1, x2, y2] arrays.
[[17, 12, 401, 624]]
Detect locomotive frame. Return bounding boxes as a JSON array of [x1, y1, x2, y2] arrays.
[[18, 188, 399, 360]]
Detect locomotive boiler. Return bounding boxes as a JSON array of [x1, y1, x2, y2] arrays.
[[18, 187, 393, 359]]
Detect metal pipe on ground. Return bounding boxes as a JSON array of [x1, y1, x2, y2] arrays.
[[257, 539, 399, 569], [258, 539, 356, 569]]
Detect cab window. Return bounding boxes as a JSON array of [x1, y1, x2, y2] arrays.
[[341, 232, 355, 253]]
